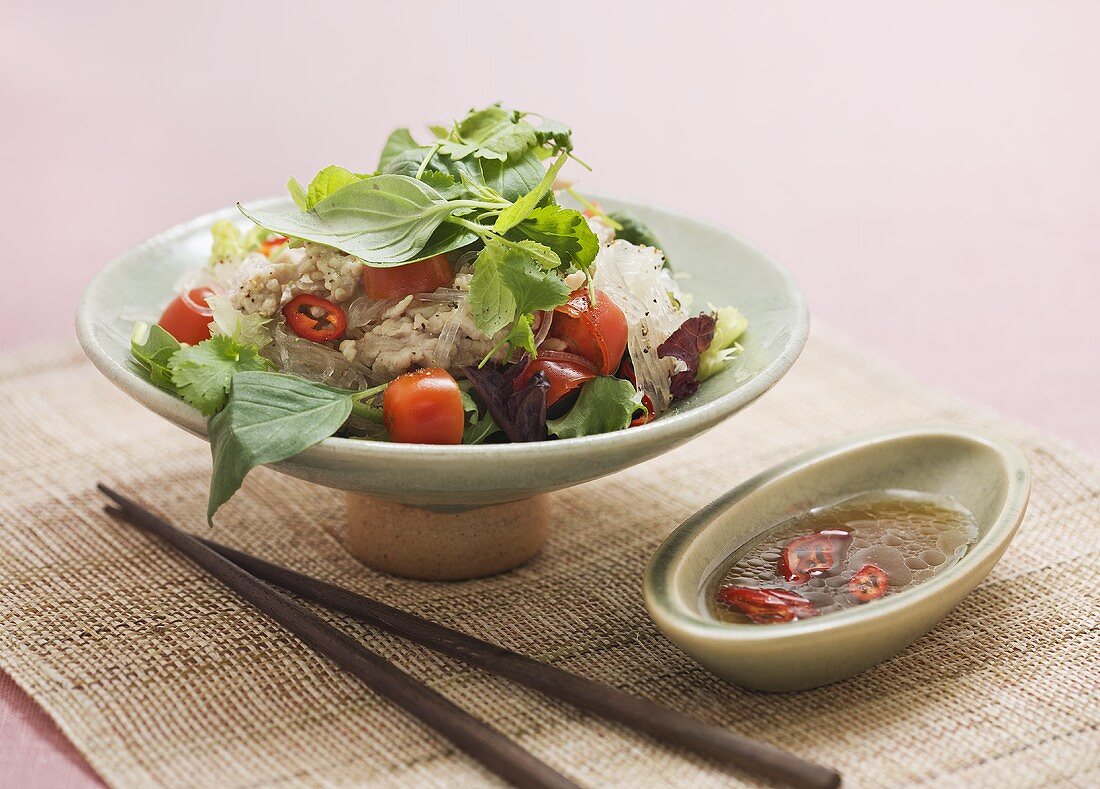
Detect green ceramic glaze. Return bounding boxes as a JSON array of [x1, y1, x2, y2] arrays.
[[643, 426, 1030, 692], [76, 195, 808, 507]]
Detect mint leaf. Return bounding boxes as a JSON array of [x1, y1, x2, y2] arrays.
[[130, 322, 181, 390], [547, 377, 641, 439], [508, 205, 599, 270], [304, 165, 360, 209], [241, 174, 459, 264], [438, 106, 537, 162], [493, 151, 568, 234], [169, 335, 270, 416], [207, 372, 353, 521], [377, 128, 419, 171], [467, 242, 517, 337]]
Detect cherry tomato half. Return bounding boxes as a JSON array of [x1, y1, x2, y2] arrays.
[[549, 288, 628, 375], [363, 254, 454, 300], [282, 294, 347, 343], [715, 587, 818, 624], [848, 563, 889, 603], [157, 287, 214, 345], [778, 529, 853, 583], [514, 350, 598, 407], [383, 368, 464, 444]]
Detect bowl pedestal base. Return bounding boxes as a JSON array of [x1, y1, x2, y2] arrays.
[[345, 493, 549, 581]]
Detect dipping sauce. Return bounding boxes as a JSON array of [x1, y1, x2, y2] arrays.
[[704, 489, 979, 624]]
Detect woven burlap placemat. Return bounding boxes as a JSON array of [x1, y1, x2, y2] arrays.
[[0, 327, 1096, 788]]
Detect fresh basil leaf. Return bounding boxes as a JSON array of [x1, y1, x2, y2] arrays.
[[383, 146, 545, 203], [508, 205, 599, 270], [547, 377, 641, 439], [377, 128, 419, 171], [607, 210, 670, 266], [438, 106, 537, 162], [467, 242, 517, 337], [207, 371, 354, 521], [493, 151, 568, 234], [169, 335, 271, 416], [240, 174, 458, 265], [130, 322, 181, 390]]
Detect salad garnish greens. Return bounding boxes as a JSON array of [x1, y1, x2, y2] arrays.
[[126, 103, 748, 521]]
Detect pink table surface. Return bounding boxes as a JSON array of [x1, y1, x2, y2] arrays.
[[2, 2, 1098, 786]]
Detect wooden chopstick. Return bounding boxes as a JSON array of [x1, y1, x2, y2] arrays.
[[195, 538, 841, 789], [98, 486, 578, 789], [99, 485, 841, 789]]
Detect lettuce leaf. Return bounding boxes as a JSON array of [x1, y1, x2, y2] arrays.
[[547, 377, 641, 439], [209, 220, 268, 265], [130, 322, 181, 390], [698, 306, 748, 381], [206, 295, 273, 349], [657, 313, 717, 399]]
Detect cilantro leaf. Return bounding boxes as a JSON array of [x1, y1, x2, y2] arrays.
[[169, 335, 271, 416], [529, 115, 574, 153], [508, 205, 599, 270], [130, 322, 181, 390], [438, 106, 538, 162], [547, 377, 642, 439], [498, 252, 570, 315]]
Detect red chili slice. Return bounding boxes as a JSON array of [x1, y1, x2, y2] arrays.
[[778, 529, 853, 583], [848, 563, 889, 603], [282, 294, 347, 343], [715, 586, 818, 624]]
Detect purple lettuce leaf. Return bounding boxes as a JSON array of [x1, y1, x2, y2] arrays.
[[657, 313, 717, 400], [462, 359, 550, 443]]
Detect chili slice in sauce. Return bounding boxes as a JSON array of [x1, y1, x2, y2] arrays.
[[282, 294, 347, 343]]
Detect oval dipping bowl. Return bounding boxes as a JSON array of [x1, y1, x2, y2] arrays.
[[76, 194, 808, 508], [643, 426, 1030, 692]]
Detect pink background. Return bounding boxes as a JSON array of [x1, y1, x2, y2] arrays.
[[2, 2, 1098, 785]]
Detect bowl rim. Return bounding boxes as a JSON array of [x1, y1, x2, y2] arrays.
[[75, 191, 810, 463], [642, 424, 1031, 642]]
